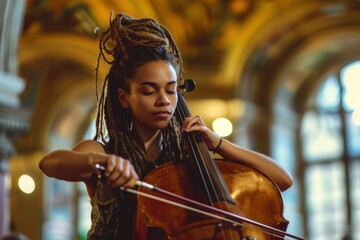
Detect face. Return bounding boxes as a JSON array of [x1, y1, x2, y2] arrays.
[[118, 60, 178, 136]]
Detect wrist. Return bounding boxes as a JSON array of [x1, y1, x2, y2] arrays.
[[87, 152, 97, 172], [212, 137, 223, 154]]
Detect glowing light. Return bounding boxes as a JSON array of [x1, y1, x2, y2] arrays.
[[352, 108, 360, 126], [212, 117, 233, 137], [344, 91, 360, 110], [342, 61, 360, 110], [342, 62, 360, 90], [18, 174, 35, 194]]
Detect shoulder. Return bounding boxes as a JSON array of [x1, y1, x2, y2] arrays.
[[72, 139, 106, 153]]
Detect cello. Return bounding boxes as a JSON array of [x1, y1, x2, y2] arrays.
[[108, 80, 304, 239]]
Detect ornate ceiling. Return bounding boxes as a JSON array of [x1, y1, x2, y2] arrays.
[[17, 0, 360, 149], [21, 0, 360, 95]]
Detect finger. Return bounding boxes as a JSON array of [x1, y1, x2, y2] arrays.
[[197, 115, 205, 125], [111, 161, 137, 188], [191, 115, 202, 125], [106, 156, 124, 184], [122, 167, 139, 189], [184, 122, 208, 133], [182, 116, 201, 131], [109, 161, 128, 187], [105, 154, 117, 177]]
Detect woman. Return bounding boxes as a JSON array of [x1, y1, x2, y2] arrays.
[[39, 12, 292, 240]]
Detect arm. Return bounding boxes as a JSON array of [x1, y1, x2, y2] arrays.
[[38, 140, 104, 182], [181, 115, 293, 192], [38, 140, 138, 189], [211, 138, 293, 191]]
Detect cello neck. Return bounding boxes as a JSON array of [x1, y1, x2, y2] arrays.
[[176, 92, 235, 205]]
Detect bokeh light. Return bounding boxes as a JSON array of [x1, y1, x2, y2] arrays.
[[18, 174, 35, 194], [352, 108, 360, 126], [212, 117, 233, 137]]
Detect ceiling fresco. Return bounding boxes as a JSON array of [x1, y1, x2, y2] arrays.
[[19, 0, 360, 122]]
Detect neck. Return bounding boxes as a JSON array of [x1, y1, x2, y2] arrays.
[[135, 127, 163, 161], [143, 130, 162, 151]]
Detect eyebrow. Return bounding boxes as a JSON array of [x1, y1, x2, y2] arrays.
[[139, 80, 177, 87]]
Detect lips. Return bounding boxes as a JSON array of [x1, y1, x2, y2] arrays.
[[153, 110, 172, 118]]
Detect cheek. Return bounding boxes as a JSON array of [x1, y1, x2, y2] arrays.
[[172, 95, 178, 107], [129, 96, 152, 113]]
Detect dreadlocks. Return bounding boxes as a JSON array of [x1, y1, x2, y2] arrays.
[[93, 12, 184, 178]]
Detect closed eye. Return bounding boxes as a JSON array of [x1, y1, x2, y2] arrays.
[[139, 81, 177, 95], [167, 89, 176, 94], [142, 91, 155, 95]]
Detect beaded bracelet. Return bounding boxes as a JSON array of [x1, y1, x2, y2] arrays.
[[212, 138, 223, 154]]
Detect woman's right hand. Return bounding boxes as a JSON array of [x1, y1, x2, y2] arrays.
[[89, 152, 139, 189]]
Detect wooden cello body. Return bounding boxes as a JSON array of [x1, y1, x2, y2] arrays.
[[134, 82, 289, 239], [135, 159, 289, 239]]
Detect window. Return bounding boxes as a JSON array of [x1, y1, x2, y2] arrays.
[[301, 61, 360, 239]]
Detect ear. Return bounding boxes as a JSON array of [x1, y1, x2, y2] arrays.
[[118, 88, 130, 108]]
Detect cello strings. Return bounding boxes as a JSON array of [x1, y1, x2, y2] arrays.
[[95, 163, 305, 239], [135, 180, 305, 240], [176, 92, 245, 239], [122, 183, 304, 240], [176, 93, 224, 206]]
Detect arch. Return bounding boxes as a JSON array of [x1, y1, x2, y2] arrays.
[[17, 33, 105, 151], [219, 1, 360, 108]]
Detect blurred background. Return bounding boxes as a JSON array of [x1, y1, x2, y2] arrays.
[[1, 0, 360, 239]]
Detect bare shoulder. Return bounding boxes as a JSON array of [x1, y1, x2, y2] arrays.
[[72, 139, 106, 153]]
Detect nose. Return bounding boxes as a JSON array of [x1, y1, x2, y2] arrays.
[[156, 91, 171, 106]]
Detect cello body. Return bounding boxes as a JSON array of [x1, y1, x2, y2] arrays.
[[134, 87, 289, 239], [135, 158, 289, 240]]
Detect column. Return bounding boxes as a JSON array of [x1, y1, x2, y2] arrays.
[[0, 0, 29, 236]]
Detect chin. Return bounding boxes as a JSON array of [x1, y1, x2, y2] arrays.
[[153, 120, 171, 129], [157, 123, 170, 129]]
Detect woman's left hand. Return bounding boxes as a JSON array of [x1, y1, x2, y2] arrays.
[[181, 115, 222, 152]]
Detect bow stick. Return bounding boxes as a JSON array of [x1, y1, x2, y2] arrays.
[[95, 164, 306, 240]]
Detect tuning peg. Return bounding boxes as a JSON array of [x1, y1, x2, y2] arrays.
[[179, 79, 196, 92]]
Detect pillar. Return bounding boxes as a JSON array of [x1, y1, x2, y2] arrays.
[[0, 0, 29, 236]]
